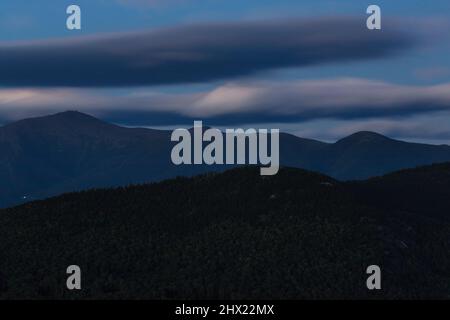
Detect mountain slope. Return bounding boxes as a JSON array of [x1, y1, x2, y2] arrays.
[[2, 111, 450, 207], [325, 132, 450, 179], [0, 165, 449, 299], [349, 162, 450, 221], [0, 111, 199, 207]]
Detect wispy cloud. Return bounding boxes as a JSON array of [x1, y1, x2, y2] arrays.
[[2, 78, 450, 125], [184, 79, 450, 119], [0, 17, 415, 88]]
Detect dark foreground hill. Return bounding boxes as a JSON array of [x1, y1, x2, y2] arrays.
[[0, 165, 449, 299], [3, 111, 450, 208]]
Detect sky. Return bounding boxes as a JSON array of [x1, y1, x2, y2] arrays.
[[1, 0, 450, 143]]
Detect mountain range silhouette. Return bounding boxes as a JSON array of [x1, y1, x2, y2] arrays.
[[2, 110, 450, 208]]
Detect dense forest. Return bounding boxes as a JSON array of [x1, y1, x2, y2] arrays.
[[0, 164, 449, 299]]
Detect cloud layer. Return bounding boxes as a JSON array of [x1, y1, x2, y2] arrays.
[[2, 78, 450, 125], [0, 17, 414, 87]]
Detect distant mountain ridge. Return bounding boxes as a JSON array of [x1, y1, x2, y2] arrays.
[[2, 110, 450, 208]]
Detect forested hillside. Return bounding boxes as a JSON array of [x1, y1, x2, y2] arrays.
[[0, 165, 449, 299]]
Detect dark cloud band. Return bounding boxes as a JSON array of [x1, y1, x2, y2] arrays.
[[0, 17, 414, 87]]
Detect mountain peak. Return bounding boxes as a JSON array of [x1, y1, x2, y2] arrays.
[[46, 110, 102, 122], [1, 110, 116, 135], [52, 110, 88, 116], [336, 131, 393, 145], [348, 131, 387, 138]]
